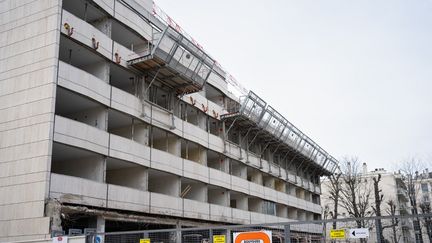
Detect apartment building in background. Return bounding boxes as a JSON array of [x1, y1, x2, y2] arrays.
[[0, 0, 338, 241], [321, 165, 413, 242]]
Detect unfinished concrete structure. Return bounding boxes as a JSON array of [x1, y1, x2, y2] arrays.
[[0, 0, 338, 241]]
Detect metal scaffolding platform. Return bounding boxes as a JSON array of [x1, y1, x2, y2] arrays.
[[128, 26, 216, 94], [221, 91, 338, 176]]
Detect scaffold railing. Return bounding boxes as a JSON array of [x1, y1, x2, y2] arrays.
[[151, 1, 249, 97], [128, 24, 216, 94], [222, 91, 338, 174]]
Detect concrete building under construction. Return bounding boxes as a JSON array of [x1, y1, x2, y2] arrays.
[[0, 0, 338, 241]]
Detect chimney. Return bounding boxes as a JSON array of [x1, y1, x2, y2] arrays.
[[362, 163, 367, 174]]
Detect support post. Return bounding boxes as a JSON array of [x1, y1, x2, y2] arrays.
[[209, 229, 213, 243], [284, 224, 291, 243], [375, 218, 383, 243]]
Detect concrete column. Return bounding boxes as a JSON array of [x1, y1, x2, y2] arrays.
[[167, 135, 181, 156], [133, 122, 149, 146], [96, 216, 105, 231], [276, 204, 288, 218], [46, 200, 63, 233]]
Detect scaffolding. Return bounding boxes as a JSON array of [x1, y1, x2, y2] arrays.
[[222, 91, 338, 176], [128, 25, 216, 94]]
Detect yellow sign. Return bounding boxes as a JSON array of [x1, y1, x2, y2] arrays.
[[330, 229, 346, 239], [213, 235, 226, 243], [140, 238, 150, 243]]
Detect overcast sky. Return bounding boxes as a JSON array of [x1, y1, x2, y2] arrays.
[[155, 0, 432, 171]]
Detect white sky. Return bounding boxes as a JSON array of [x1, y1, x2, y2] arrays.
[[154, 0, 432, 171]]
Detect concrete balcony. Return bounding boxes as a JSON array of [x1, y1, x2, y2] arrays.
[[249, 182, 265, 198], [110, 87, 145, 119], [113, 41, 139, 68], [150, 104, 179, 133], [207, 98, 225, 120], [183, 159, 209, 184], [150, 148, 183, 176], [208, 134, 224, 153], [93, 0, 115, 15], [183, 121, 209, 148], [247, 153, 261, 168], [54, 115, 109, 155], [232, 208, 251, 224], [150, 192, 183, 217], [276, 192, 289, 205], [61, 10, 112, 59], [265, 214, 280, 224], [263, 187, 278, 203], [250, 212, 267, 224], [269, 162, 280, 177], [183, 199, 210, 220], [49, 173, 107, 207], [231, 176, 249, 195], [287, 194, 300, 208], [209, 168, 231, 189], [209, 204, 232, 222], [287, 172, 296, 183], [58, 61, 111, 106], [107, 184, 150, 213], [114, 0, 153, 41], [109, 134, 150, 167], [224, 141, 241, 159]]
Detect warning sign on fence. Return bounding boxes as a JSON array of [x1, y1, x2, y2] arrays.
[[233, 231, 272, 243], [330, 229, 346, 239], [140, 238, 150, 243], [213, 235, 225, 243]]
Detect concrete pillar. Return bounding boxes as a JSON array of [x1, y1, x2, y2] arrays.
[[96, 216, 105, 232], [132, 121, 149, 146], [167, 134, 181, 156], [288, 208, 297, 220], [46, 200, 63, 233], [276, 204, 288, 218], [249, 169, 263, 185], [248, 198, 263, 213]]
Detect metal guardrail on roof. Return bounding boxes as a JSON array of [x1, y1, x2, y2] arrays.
[[224, 91, 338, 174]]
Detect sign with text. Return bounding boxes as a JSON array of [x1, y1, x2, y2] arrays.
[[349, 228, 369, 239], [213, 235, 226, 243], [140, 238, 150, 243], [329, 229, 345, 239], [233, 231, 272, 243]]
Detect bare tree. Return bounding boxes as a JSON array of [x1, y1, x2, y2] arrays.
[[371, 174, 401, 242], [339, 157, 373, 238], [386, 200, 401, 243], [399, 157, 426, 242], [372, 173, 385, 242], [326, 172, 342, 230]]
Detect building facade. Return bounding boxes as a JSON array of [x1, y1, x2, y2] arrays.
[[0, 0, 338, 241], [321, 165, 413, 242]]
